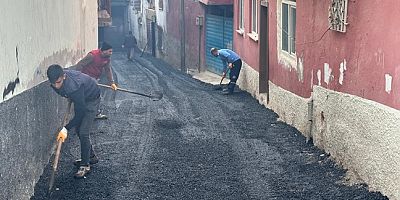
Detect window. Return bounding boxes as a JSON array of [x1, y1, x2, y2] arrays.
[[251, 0, 258, 34], [238, 0, 244, 31], [281, 0, 296, 55], [159, 0, 164, 10]]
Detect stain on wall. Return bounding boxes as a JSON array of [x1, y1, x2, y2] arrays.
[[3, 75, 20, 100]]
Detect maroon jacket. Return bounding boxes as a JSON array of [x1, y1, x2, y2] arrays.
[[80, 49, 111, 79]]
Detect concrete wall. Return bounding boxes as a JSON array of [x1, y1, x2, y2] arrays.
[[0, 1, 97, 199], [311, 86, 400, 199]]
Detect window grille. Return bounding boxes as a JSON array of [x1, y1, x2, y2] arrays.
[[133, 0, 141, 11], [329, 0, 348, 32]]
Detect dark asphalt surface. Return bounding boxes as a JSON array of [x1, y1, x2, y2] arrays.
[[31, 53, 388, 200]]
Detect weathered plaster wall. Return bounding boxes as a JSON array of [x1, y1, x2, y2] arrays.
[[266, 0, 400, 109], [312, 86, 400, 200], [0, 1, 97, 199], [237, 62, 400, 199], [0, 0, 97, 102]]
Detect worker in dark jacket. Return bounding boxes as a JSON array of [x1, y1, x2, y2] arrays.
[[210, 48, 242, 95], [47, 64, 100, 178], [71, 42, 117, 119], [122, 31, 137, 60]]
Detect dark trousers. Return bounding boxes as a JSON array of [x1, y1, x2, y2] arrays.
[[76, 98, 100, 165], [228, 59, 242, 92]]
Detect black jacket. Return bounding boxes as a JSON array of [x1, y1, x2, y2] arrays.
[[51, 70, 100, 130]]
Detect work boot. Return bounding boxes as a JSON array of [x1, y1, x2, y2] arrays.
[[74, 165, 90, 179], [73, 155, 99, 166], [222, 88, 233, 95], [95, 113, 108, 120]]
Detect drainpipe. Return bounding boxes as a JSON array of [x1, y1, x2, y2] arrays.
[[197, 16, 203, 73], [180, 0, 186, 72], [306, 97, 314, 144]]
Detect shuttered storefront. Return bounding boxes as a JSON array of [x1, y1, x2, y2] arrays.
[[205, 14, 233, 75]]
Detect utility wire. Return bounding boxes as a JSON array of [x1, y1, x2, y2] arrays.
[[296, 25, 333, 46], [277, 20, 333, 47]]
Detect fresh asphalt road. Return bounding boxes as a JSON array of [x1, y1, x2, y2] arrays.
[[31, 53, 387, 200]]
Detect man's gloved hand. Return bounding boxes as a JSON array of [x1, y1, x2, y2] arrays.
[[57, 127, 68, 142], [111, 83, 118, 91], [228, 63, 233, 69]]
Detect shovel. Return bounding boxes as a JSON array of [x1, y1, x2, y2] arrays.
[[215, 68, 230, 90], [49, 101, 72, 191], [98, 83, 163, 101]]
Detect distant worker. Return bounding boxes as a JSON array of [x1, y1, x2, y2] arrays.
[[47, 64, 100, 178], [210, 48, 242, 95], [122, 31, 138, 61], [71, 42, 117, 119]]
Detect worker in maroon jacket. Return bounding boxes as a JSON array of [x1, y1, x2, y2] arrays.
[[71, 42, 117, 119]]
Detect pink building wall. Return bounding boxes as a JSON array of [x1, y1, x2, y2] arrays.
[[233, 1, 260, 72], [165, 1, 206, 69], [235, 0, 400, 109]]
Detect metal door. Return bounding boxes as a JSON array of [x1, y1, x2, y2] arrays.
[[205, 14, 233, 75]]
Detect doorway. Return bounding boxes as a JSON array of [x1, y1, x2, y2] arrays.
[[259, 3, 269, 101]]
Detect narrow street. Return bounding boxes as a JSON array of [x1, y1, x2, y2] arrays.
[[31, 53, 387, 200]]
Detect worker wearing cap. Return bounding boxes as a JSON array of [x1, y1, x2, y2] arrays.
[[71, 42, 117, 119], [47, 64, 100, 178], [210, 48, 242, 95]]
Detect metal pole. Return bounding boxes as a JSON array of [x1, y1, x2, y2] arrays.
[[198, 22, 202, 73], [151, 20, 156, 57], [180, 0, 186, 72]]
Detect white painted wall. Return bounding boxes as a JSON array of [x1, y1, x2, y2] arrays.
[[0, 0, 98, 102], [156, 0, 167, 31], [127, 0, 148, 50]]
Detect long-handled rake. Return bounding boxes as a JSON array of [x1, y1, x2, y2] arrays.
[[98, 84, 163, 101]]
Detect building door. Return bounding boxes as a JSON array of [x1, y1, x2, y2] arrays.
[[259, 3, 269, 100], [205, 6, 233, 75]]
